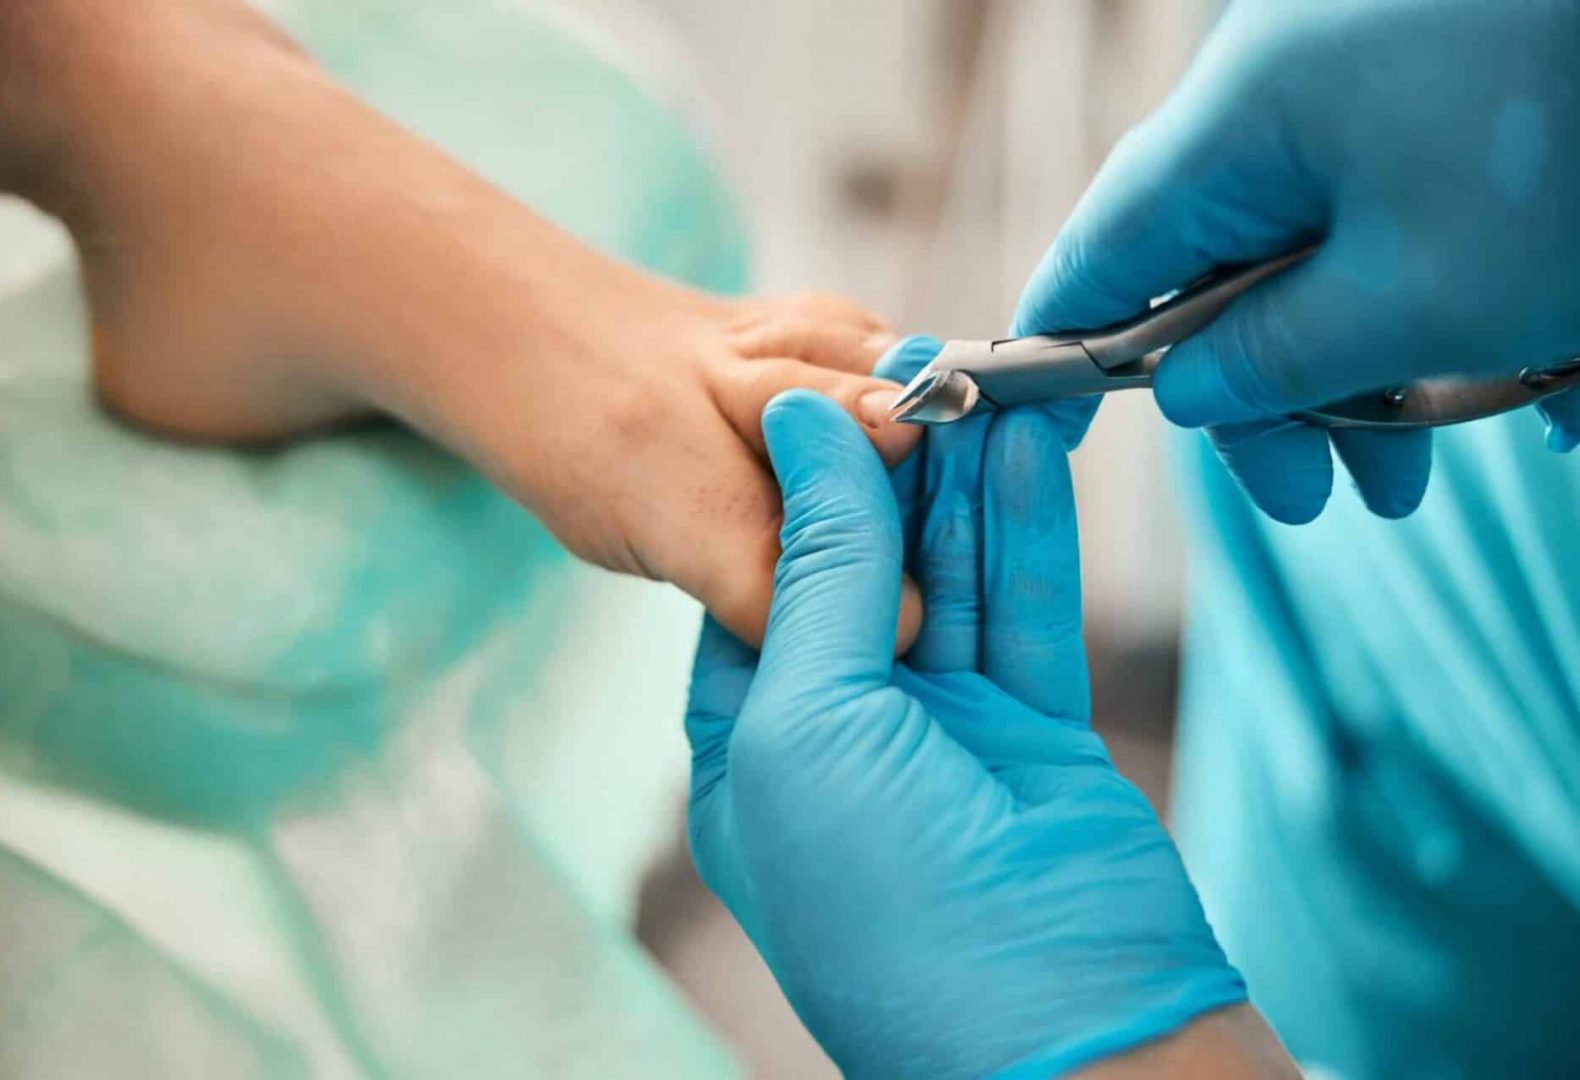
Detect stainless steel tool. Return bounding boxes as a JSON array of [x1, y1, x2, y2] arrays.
[[890, 249, 1580, 429]]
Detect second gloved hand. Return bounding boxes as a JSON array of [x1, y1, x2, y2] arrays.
[[686, 388, 1245, 1078], [1015, 0, 1580, 523]]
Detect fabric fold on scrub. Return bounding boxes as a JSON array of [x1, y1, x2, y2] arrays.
[[1172, 412, 1580, 1080]]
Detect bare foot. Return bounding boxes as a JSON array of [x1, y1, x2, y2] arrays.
[[5, 0, 923, 647]]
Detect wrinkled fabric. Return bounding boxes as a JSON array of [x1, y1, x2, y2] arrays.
[[1173, 411, 1580, 1079], [0, 2, 746, 1076]]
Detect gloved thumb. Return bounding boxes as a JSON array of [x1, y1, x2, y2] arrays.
[[1152, 238, 1429, 427], [752, 389, 906, 708]]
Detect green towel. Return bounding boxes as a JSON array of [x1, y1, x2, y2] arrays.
[[0, 3, 748, 1075]]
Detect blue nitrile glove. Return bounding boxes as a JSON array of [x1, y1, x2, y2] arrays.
[[684, 382, 1245, 1079], [1015, 0, 1580, 524]]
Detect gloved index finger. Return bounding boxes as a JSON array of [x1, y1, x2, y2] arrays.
[[753, 389, 905, 707], [872, 336, 944, 600], [981, 408, 1090, 722], [871, 334, 945, 386], [907, 413, 988, 674], [876, 334, 991, 673]]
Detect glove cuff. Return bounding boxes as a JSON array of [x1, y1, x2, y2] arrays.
[[988, 970, 1250, 1080]]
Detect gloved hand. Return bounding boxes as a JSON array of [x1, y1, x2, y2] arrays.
[[1015, 0, 1580, 524], [685, 375, 1246, 1078]]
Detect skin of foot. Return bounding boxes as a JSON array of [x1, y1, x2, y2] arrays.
[[0, 0, 922, 646]]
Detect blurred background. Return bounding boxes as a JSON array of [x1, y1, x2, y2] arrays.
[[0, 1, 1217, 1076]]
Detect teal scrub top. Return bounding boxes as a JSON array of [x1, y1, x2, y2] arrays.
[[1172, 411, 1580, 1079]]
